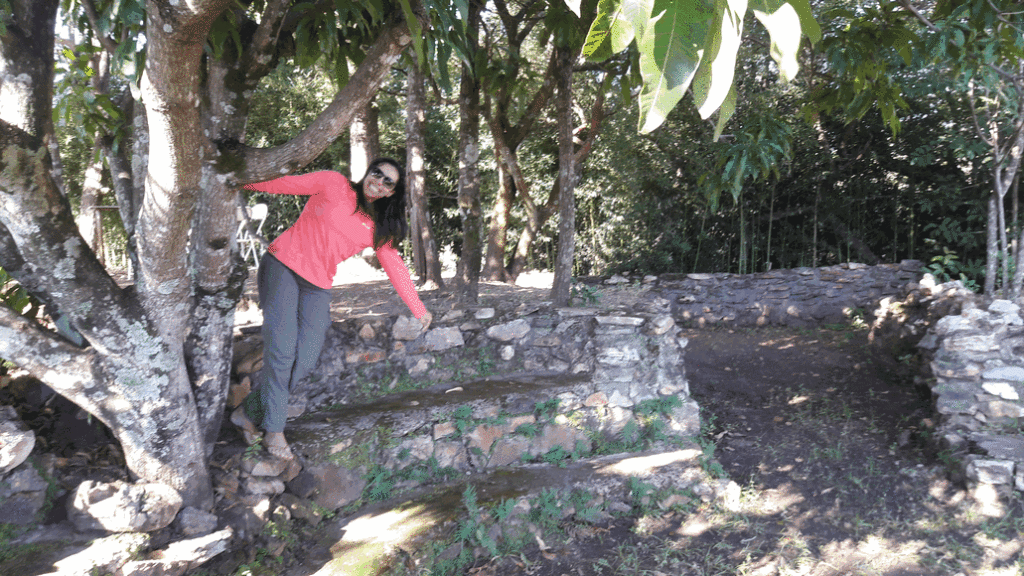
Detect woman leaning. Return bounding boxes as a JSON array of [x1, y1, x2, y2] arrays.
[[232, 158, 432, 459]]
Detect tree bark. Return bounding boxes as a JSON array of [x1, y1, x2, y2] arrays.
[[986, 192, 998, 295], [77, 138, 105, 261], [234, 20, 416, 184], [350, 98, 380, 180], [483, 153, 514, 282], [454, 0, 484, 302], [551, 45, 577, 307], [1, 0, 428, 511], [405, 60, 445, 288]]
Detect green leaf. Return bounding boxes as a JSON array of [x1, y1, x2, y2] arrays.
[[584, 0, 657, 62], [751, 0, 804, 82], [637, 0, 708, 133], [783, 0, 820, 44], [692, 0, 745, 119], [712, 83, 737, 140]]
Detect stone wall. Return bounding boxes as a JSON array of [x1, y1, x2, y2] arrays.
[[917, 296, 1024, 504], [657, 260, 923, 327], [230, 260, 1023, 505], [232, 308, 700, 496]]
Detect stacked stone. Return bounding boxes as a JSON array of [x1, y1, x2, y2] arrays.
[[918, 298, 1024, 503], [658, 260, 922, 327], [275, 311, 699, 499]]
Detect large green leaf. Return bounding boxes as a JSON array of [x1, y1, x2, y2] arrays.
[[637, 1, 710, 133], [712, 83, 737, 140], [583, 0, 656, 62], [692, 0, 745, 119], [751, 0, 818, 82]]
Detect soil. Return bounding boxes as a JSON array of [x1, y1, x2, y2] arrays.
[[379, 274, 1020, 576], [5, 268, 1023, 575]]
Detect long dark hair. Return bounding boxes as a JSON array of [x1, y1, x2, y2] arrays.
[[353, 157, 408, 250]]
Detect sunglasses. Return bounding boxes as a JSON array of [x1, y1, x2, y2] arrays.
[[369, 167, 397, 189]]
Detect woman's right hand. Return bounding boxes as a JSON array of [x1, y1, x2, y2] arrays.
[[419, 311, 433, 332]]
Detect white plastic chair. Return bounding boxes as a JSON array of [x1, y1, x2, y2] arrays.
[[237, 203, 269, 269]]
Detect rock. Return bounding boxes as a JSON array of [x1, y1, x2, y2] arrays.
[[120, 528, 233, 576], [286, 469, 320, 499], [466, 423, 511, 456], [981, 382, 1020, 401], [358, 323, 376, 340], [988, 299, 1020, 315], [241, 454, 290, 477], [966, 458, 1015, 485], [433, 421, 457, 440], [227, 377, 251, 409], [392, 316, 423, 341], [174, 506, 219, 537], [0, 490, 48, 526], [5, 462, 48, 492], [278, 493, 324, 525], [0, 405, 35, 475], [47, 533, 150, 576], [346, 349, 387, 364], [981, 366, 1024, 381], [68, 480, 183, 533], [648, 315, 675, 335], [486, 319, 531, 342], [424, 327, 465, 351], [243, 476, 286, 496], [307, 463, 366, 510], [474, 308, 496, 320]]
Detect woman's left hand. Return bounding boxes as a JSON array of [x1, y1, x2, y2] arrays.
[[419, 311, 433, 332]]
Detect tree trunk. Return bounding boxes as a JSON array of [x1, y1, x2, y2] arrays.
[[454, 0, 484, 302], [986, 192, 998, 295], [350, 97, 380, 180], [483, 158, 514, 283], [551, 45, 576, 307], [405, 60, 444, 288], [1, 0, 425, 512], [77, 138, 104, 261]]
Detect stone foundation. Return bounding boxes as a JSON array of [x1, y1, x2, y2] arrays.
[[658, 259, 923, 327], [917, 295, 1024, 503], [274, 310, 699, 507]]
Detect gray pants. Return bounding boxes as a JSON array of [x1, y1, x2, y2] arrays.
[[244, 253, 332, 433]]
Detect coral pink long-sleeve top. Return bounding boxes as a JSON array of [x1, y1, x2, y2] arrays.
[[244, 170, 427, 319]]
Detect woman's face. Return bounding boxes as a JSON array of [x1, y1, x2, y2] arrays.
[[365, 163, 400, 201]]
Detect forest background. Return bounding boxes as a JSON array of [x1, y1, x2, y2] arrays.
[[1, 0, 1022, 510], [42, 0, 1023, 293]]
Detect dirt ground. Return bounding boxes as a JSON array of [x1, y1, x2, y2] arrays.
[[384, 275, 1022, 576], [6, 268, 1023, 575]]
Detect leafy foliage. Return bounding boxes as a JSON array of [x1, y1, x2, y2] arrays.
[[582, 0, 820, 133]]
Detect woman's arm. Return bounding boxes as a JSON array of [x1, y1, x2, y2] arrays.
[[376, 243, 430, 325], [244, 171, 346, 196]]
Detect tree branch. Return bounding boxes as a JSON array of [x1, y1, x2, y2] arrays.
[[234, 18, 414, 183], [0, 119, 146, 355], [80, 0, 122, 55], [896, 0, 939, 32], [0, 305, 98, 392]]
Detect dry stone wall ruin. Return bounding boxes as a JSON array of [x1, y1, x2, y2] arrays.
[[244, 258, 1021, 504]]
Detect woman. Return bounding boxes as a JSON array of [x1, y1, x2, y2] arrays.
[[232, 158, 432, 459]]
